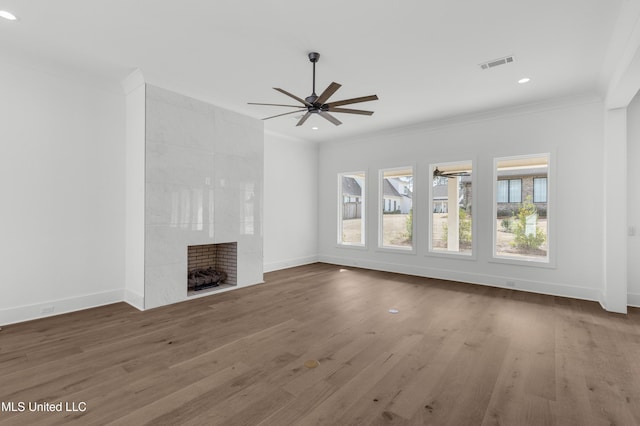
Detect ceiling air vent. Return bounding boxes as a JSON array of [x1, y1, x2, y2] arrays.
[[480, 55, 514, 70]]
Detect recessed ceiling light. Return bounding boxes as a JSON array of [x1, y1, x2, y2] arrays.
[[311, 126, 319, 130], [0, 10, 17, 21], [518, 77, 531, 84]]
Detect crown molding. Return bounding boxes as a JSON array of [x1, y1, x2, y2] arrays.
[[324, 92, 602, 148]]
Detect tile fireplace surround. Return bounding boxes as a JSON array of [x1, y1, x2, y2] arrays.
[[126, 80, 264, 310]]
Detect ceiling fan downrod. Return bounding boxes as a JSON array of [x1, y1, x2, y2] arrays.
[[307, 52, 320, 104]]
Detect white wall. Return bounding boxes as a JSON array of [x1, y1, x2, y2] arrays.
[[263, 132, 318, 272], [0, 58, 126, 325], [318, 98, 605, 302], [628, 90, 640, 306]]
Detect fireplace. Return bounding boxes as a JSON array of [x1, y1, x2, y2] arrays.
[[126, 84, 263, 309], [187, 242, 237, 294]]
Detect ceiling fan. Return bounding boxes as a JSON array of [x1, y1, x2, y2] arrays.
[[249, 52, 378, 127], [433, 167, 471, 178]]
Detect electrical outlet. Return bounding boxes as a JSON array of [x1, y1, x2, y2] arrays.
[[41, 306, 54, 314], [506, 281, 516, 287]]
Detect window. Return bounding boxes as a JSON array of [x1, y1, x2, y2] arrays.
[[494, 154, 549, 262], [533, 177, 547, 203], [338, 172, 365, 246], [380, 167, 413, 249], [429, 161, 473, 255], [497, 179, 522, 203]]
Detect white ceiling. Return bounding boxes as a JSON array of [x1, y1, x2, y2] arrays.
[[0, 0, 625, 142]]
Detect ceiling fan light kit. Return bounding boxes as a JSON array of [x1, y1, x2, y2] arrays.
[[249, 52, 378, 127]]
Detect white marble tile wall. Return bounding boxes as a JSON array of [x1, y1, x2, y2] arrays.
[[144, 85, 264, 309]]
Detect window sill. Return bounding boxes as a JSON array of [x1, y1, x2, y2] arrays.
[[427, 250, 477, 261], [489, 255, 556, 269], [376, 246, 416, 255], [336, 243, 368, 250]]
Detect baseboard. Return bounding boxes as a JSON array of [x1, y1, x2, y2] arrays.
[[318, 255, 601, 304], [598, 291, 607, 311], [0, 289, 125, 326], [264, 255, 319, 273], [124, 289, 145, 311], [628, 292, 640, 308]]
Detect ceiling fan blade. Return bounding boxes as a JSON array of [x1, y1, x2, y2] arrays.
[[327, 107, 374, 116], [274, 88, 312, 106], [248, 102, 306, 108], [439, 173, 470, 178], [326, 94, 378, 108], [262, 110, 305, 120], [434, 167, 471, 178], [296, 112, 312, 127], [318, 111, 342, 126], [315, 82, 342, 105]]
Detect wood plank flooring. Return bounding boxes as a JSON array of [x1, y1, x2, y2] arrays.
[[1, 263, 639, 425]]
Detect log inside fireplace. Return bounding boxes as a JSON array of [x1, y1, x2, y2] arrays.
[[187, 267, 227, 292]]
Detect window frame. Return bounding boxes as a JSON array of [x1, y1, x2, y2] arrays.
[[491, 153, 555, 267], [337, 171, 367, 248], [427, 160, 476, 259], [378, 165, 416, 253]]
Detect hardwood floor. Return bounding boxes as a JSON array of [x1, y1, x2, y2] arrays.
[[1, 263, 639, 425]]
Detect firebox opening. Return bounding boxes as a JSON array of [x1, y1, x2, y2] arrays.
[[187, 242, 237, 296]]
